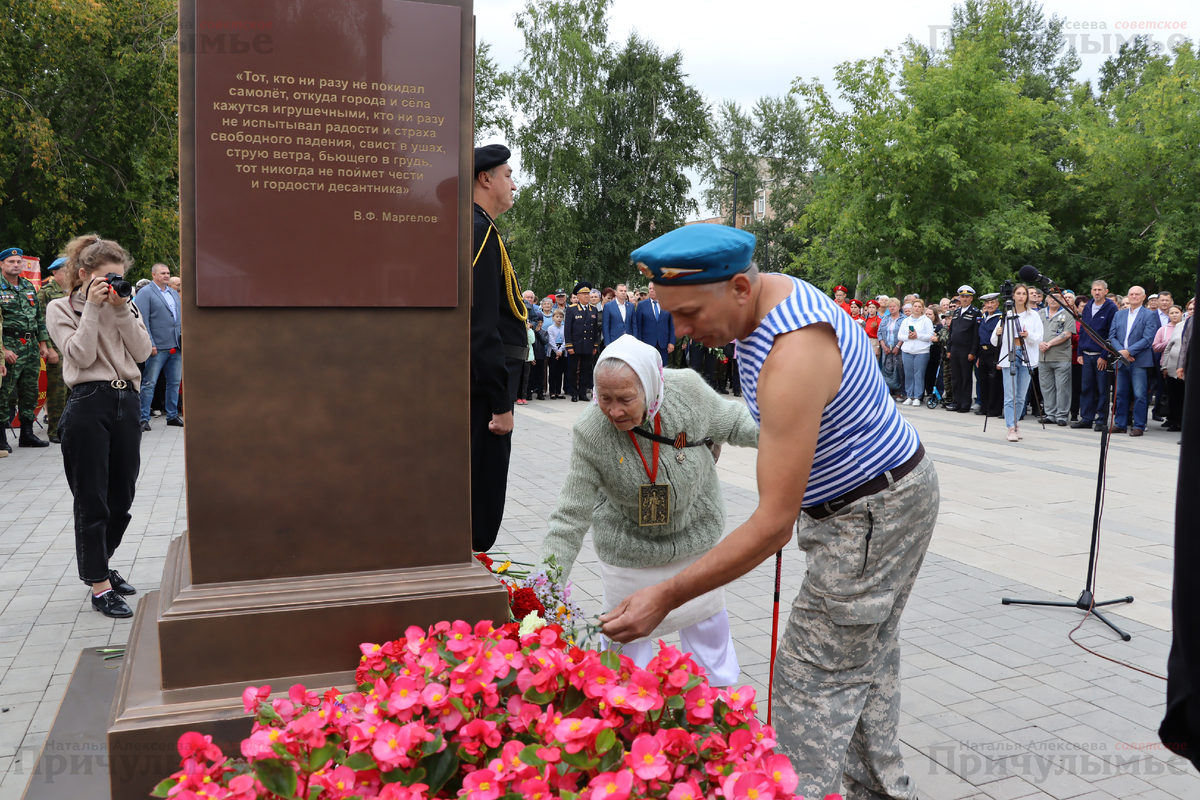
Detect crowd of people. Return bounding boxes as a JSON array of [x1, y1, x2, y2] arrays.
[[856, 281, 1191, 442]]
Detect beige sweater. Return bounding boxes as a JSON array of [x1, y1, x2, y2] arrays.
[[46, 293, 154, 388]]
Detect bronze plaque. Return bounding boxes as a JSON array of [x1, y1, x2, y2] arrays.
[[193, 0, 461, 306]]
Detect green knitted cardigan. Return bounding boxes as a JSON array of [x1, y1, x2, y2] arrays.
[[541, 367, 759, 578]]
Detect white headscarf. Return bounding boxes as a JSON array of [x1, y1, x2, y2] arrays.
[[593, 334, 666, 420]]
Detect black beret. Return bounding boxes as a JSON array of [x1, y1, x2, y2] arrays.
[[573, 281, 593, 295], [474, 144, 510, 177]]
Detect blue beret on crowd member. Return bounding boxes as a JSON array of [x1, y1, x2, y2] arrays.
[[48, 257, 68, 272], [631, 225, 757, 285], [573, 280, 593, 296], [474, 144, 510, 177], [0, 247, 23, 260]]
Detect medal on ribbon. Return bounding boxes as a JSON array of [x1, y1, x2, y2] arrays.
[[629, 416, 670, 527]]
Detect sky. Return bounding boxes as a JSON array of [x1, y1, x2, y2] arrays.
[[474, 0, 1196, 218]]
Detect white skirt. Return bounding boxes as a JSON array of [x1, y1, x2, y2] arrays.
[[600, 553, 727, 642]]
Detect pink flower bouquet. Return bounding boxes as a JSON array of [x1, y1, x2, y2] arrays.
[[153, 619, 817, 800]]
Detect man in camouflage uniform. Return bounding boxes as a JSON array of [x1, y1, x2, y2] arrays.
[[36, 258, 70, 442], [0, 248, 51, 450], [0, 304, 7, 456]]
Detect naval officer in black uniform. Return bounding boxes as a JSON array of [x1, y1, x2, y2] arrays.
[[564, 280, 599, 402], [946, 285, 981, 412], [471, 144, 527, 552]]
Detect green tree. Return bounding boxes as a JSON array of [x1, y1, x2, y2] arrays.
[[701, 101, 763, 227], [794, 3, 1055, 298], [580, 34, 710, 286], [742, 95, 813, 274], [1065, 41, 1200, 296], [0, 0, 178, 278], [504, 0, 611, 293], [474, 41, 511, 144]]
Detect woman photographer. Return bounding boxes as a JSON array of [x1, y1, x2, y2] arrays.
[[990, 283, 1043, 443], [45, 235, 153, 619]]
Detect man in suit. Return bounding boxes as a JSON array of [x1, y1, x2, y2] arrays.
[[134, 263, 184, 431], [1073, 280, 1119, 431], [601, 283, 637, 348], [631, 283, 676, 367], [1107, 285, 1160, 436]]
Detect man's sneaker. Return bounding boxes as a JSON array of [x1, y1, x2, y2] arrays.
[[91, 591, 133, 618], [141, 420, 151, 432], [167, 417, 184, 427]]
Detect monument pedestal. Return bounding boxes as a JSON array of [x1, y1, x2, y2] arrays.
[[24, 0, 498, 796]]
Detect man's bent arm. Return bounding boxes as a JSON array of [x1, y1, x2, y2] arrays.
[[600, 324, 842, 642]]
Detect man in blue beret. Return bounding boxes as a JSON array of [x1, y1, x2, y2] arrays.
[[471, 144, 525, 552], [36, 257, 71, 442], [0, 246, 51, 449], [602, 225, 937, 800]]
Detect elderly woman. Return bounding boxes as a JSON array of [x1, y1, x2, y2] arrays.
[[541, 335, 758, 684]]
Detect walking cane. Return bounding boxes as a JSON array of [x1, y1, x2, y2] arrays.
[[767, 548, 783, 726]]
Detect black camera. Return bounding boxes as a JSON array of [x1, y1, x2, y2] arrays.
[[999, 279, 1015, 311], [100, 272, 133, 298]]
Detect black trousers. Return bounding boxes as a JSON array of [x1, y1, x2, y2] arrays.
[[470, 358, 523, 552], [976, 351, 1004, 417], [950, 349, 974, 408], [1166, 376, 1186, 429], [547, 354, 567, 395], [59, 382, 142, 583], [566, 352, 596, 399]]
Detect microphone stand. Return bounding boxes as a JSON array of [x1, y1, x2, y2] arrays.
[[1001, 280, 1135, 640]]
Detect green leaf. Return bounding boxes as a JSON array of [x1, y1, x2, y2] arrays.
[[449, 697, 471, 718], [597, 740, 625, 772], [149, 777, 178, 798], [307, 742, 338, 772], [308, 786, 323, 800], [254, 758, 298, 798], [667, 694, 684, 709], [523, 687, 554, 705], [400, 767, 427, 786], [562, 684, 586, 714], [599, 651, 621, 671], [683, 675, 705, 691], [560, 749, 599, 770], [594, 727, 616, 754], [344, 752, 378, 771], [421, 730, 444, 756], [380, 767, 407, 784], [519, 744, 548, 767], [423, 748, 460, 794]]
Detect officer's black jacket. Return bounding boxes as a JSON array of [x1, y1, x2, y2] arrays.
[[471, 204, 527, 415], [949, 305, 982, 357], [565, 303, 599, 354]]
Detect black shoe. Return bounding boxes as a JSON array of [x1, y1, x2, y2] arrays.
[[1093, 423, 1105, 432], [945, 403, 960, 411], [1152, 415, 1165, 422], [733, 391, 742, 397], [1161, 420, 1171, 427], [571, 396, 578, 402], [537, 393, 545, 401], [49, 434, 60, 443], [1168, 424, 1181, 432], [141, 420, 152, 432], [1056, 419, 1067, 426], [957, 408, 972, 413], [18, 421, 49, 447], [107, 570, 137, 596], [91, 591, 133, 618], [1070, 420, 1092, 429], [1110, 427, 1127, 434], [166, 416, 184, 427]]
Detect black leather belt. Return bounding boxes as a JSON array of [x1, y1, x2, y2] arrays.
[[802, 444, 926, 520], [74, 379, 138, 392], [504, 344, 528, 360]]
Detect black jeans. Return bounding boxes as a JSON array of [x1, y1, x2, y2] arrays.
[[59, 381, 142, 583]]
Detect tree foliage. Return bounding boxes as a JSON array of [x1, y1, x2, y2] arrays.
[[0, 0, 178, 279], [474, 41, 512, 144]]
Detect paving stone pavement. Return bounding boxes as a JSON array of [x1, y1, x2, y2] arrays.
[[0, 389, 1195, 799]]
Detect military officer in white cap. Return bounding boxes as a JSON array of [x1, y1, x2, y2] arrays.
[[946, 285, 981, 412]]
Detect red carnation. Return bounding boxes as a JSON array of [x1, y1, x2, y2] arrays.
[[510, 587, 546, 620], [475, 552, 495, 571]]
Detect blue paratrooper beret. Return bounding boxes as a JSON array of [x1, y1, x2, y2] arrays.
[[48, 257, 68, 272], [0, 247, 24, 260], [631, 225, 757, 285]]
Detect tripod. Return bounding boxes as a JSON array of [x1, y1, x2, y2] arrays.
[[1001, 283, 1134, 641], [982, 300, 1044, 434]]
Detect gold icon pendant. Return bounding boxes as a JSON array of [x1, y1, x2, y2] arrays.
[[638, 484, 670, 527]]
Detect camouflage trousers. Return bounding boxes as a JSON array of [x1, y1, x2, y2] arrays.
[[44, 349, 70, 437], [774, 456, 939, 800], [0, 337, 42, 423], [941, 355, 953, 404]]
